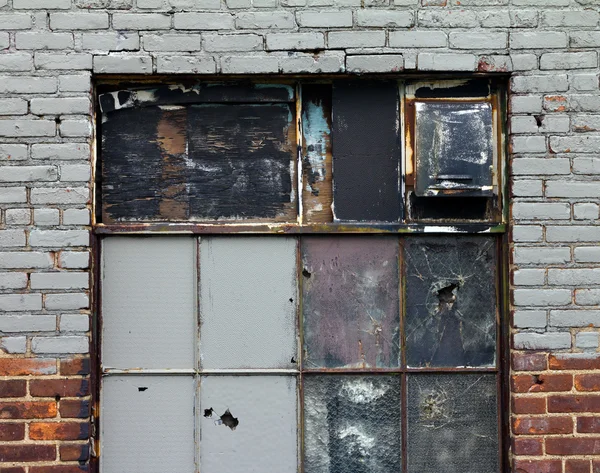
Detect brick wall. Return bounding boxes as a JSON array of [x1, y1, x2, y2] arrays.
[[0, 0, 599, 471]]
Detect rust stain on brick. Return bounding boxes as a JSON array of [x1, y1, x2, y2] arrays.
[[0, 402, 57, 419], [0, 358, 56, 376]]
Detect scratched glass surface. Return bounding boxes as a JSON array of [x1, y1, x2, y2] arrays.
[[415, 101, 494, 196], [304, 375, 402, 473], [404, 236, 497, 368], [407, 373, 498, 473], [301, 237, 400, 369]]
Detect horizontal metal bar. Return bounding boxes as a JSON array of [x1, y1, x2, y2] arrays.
[[94, 222, 506, 235], [302, 367, 497, 374], [102, 368, 196, 375], [200, 369, 299, 375], [102, 368, 300, 376]]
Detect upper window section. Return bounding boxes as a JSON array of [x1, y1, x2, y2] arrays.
[[97, 78, 506, 228]]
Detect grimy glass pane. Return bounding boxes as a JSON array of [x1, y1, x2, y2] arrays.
[[415, 101, 494, 197], [302, 237, 400, 369], [200, 376, 297, 473], [101, 375, 195, 473], [304, 375, 402, 473], [199, 237, 297, 369], [404, 236, 497, 368], [407, 373, 498, 473], [101, 237, 196, 370]]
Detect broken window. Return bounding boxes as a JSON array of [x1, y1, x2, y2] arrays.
[[96, 79, 507, 473]]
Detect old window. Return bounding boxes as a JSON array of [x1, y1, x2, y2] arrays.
[[94, 79, 507, 473]]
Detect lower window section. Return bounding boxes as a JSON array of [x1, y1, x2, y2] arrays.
[[99, 235, 503, 473]]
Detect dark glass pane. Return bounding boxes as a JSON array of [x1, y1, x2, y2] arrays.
[[415, 101, 494, 197], [302, 237, 400, 369], [304, 375, 402, 473], [407, 373, 498, 473], [404, 236, 497, 368]]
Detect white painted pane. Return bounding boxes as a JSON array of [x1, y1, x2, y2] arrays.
[[199, 237, 297, 369], [200, 376, 298, 473], [102, 237, 196, 370], [101, 375, 195, 473]]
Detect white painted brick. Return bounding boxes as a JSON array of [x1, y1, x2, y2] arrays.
[[576, 332, 599, 349], [0, 53, 32, 72], [221, 54, 280, 73], [16, 32, 73, 50], [510, 31, 567, 49], [419, 10, 478, 28], [576, 289, 600, 305], [574, 158, 600, 174], [0, 32, 8, 50], [0, 187, 27, 203], [541, 52, 598, 71], [570, 74, 600, 92], [60, 314, 89, 332], [514, 269, 546, 286], [514, 247, 571, 265], [542, 10, 599, 28], [14, 0, 71, 7], [81, 32, 140, 51], [346, 54, 403, 73], [574, 203, 599, 220], [0, 294, 42, 312], [575, 247, 600, 263], [34, 208, 60, 226], [512, 158, 570, 175], [35, 52, 92, 70], [0, 99, 28, 116], [389, 31, 447, 48], [0, 272, 28, 289], [549, 268, 600, 286], [32, 336, 88, 354], [480, 10, 539, 28], [0, 145, 27, 161], [59, 251, 89, 269], [513, 225, 543, 242], [59, 164, 91, 182], [113, 13, 171, 30], [551, 135, 600, 154], [512, 179, 543, 197], [449, 32, 507, 49], [547, 226, 600, 242], [31, 97, 90, 115], [571, 31, 600, 48], [570, 95, 600, 113], [0, 76, 57, 94], [74, 0, 133, 7], [50, 12, 109, 30], [5, 209, 31, 225], [0, 314, 52, 335], [547, 182, 600, 198], [513, 310, 547, 328], [0, 337, 27, 354], [62, 208, 90, 225], [0, 14, 33, 30], [204, 34, 264, 53], [513, 332, 571, 350], [514, 289, 572, 306], [0, 120, 55, 138], [355, 10, 414, 28], [174, 12, 234, 30], [281, 51, 344, 73], [550, 310, 600, 327], [328, 31, 385, 49], [0, 164, 61, 183], [511, 74, 568, 93], [296, 10, 352, 28], [45, 293, 88, 310], [156, 55, 216, 73], [30, 272, 88, 289], [265, 32, 324, 51], [511, 54, 538, 71], [236, 11, 295, 29], [93, 55, 152, 74], [31, 187, 89, 205], [418, 53, 477, 71], [60, 120, 92, 137], [0, 252, 53, 269], [59, 75, 91, 93], [29, 230, 89, 247], [143, 34, 202, 51], [32, 143, 89, 161], [511, 136, 546, 154]]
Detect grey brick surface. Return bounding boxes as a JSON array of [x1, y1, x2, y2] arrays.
[[513, 310, 547, 329], [32, 336, 88, 354], [0, 337, 27, 354], [45, 293, 89, 310], [575, 332, 599, 349], [32, 143, 89, 161], [59, 251, 89, 269], [156, 55, 216, 73], [550, 310, 600, 327], [513, 332, 571, 350], [93, 55, 152, 73], [346, 54, 403, 73], [265, 32, 324, 51]]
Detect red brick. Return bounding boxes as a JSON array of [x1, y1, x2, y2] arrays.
[[513, 416, 572, 435], [30, 379, 89, 398], [549, 395, 600, 413], [60, 443, 89, 461], [29, 421, 90, 440], [0, 401, 57, 419], [577, 416, 600, 433], [513, 397, 547, 414], [0, 468, 26, 473], [60, 400, 90, 418], [566, 460, 591, 473], [0, 445, 55, 462], [0, 423, 25, 441], [549, 354, 600, 370], [593, 460, 600, 473], [513, 353, 548, 371], [513, 438, 543, 456], [0, 358, 56, 376], [60, 358, 91, 376], [30, 467, 89, 473], [576, 374, 600, 392], [0, 380, 26, 398], [514, 459, 562, 473], [512, 374, 573, 393], [546, 437, 600, 455]]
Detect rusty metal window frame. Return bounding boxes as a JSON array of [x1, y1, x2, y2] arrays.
[[91, 76, 510, 473]]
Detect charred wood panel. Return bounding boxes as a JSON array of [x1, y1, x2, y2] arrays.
[[301, 84, 333, 223], [101, 101, 297, 223], [332, 82, 401, 222]]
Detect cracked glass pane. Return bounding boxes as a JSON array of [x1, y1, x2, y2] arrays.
[[304, 375, 402, 473], [301, 237, 400, 369], [407, 373, 498, 473], [404, 236, 497, 368]]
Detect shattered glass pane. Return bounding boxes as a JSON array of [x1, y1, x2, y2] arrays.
[[302, 237, 400, 369], [304, 375, 402, 473], [404, 236, 497, 368], [407, 373, 498, 473], [415, 101, 494, 197]]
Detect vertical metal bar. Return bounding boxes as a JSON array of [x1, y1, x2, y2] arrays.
[[296, 83, 303, 226], [297, 236, 305, 473], [90, 233, 102, 473], [498, 233, 511, 473], [399, 236, 408, 473], [195, 237, 201, 473]]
